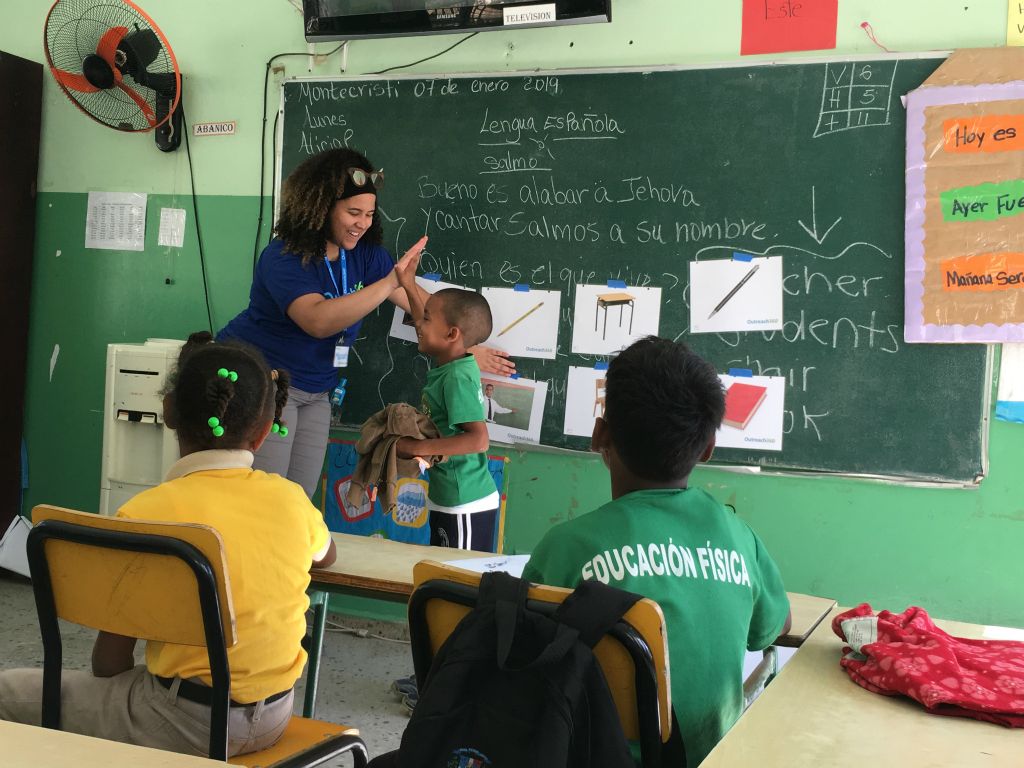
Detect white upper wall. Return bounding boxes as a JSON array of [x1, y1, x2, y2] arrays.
[[1, 0, 1006, 196]]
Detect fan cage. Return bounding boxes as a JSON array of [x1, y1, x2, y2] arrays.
[[44, 0, 180, 132]]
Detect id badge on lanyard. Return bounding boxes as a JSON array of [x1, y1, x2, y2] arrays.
[[334, 343, 350, 368], [327, 251, 351, 368]]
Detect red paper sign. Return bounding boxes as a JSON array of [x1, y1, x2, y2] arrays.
[[741, 0, 838, 56]]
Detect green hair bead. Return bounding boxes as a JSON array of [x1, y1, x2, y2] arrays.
[[279, 426, 289, 437], [212, 425, 225, 438], [228, 370, 238, 382], [217, 368, 229, 378], [207, 417, 220, 428]]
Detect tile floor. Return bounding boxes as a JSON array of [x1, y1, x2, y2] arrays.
[[0, 572, 410, 764]]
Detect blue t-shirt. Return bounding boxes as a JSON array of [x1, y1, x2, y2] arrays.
[[218, 238, 393, 392]]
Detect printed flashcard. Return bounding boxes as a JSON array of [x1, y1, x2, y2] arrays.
[[570, 284, 663, 355], [563, 365, 608, 438], [480, 374, 548, 445], [388, 275, 465, 342], [690, 255, 784, 334], [480, 287, 561, 359], [715, 372, 785, 451]]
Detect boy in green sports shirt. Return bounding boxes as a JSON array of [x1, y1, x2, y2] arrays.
[[394, 265, 498, 552], [523, 337, 792, 767]]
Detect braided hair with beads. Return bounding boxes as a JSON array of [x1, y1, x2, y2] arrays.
[[168, 332, 291, 450]]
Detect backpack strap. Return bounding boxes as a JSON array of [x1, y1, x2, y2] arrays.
[[481, 571, 580, 670], [553, 579, 642, 647]]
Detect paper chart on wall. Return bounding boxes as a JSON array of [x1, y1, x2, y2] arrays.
[[715, 373, 785, 451], [480, 287, 561, 359], [388, 275, 466, 342], [563, 365, 608, 438], [85, 191, 147, 251], [480, 374, 547, 445], [689, 255, 784, 334], [571, 284, 662, 355]]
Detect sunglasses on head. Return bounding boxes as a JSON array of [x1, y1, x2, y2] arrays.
[[345, 167, 384, 189]]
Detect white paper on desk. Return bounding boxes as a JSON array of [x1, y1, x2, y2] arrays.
[[0, 516, 31, 579], [444, 554, 530, 578], [158, 207, 186, 247], [85, 191, 147, 251]]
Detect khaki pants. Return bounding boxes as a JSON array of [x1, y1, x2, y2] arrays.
[[0, 665, 293, 758]]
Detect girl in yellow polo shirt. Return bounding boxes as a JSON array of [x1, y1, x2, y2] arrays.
[[0, 334, 336, 757]]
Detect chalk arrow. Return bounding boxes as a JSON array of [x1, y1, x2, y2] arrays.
[[798, 186, 842, 245]]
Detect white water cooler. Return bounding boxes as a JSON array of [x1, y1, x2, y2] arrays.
[[99, 339, 184, 515]]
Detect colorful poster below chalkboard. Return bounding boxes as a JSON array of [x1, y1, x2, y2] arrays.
[[322, 439, 508, 548]]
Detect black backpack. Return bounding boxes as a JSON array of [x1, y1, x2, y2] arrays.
[[395, 571, 682, 768]]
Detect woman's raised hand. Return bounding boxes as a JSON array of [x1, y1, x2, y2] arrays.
[[394, 235, 427, 289]]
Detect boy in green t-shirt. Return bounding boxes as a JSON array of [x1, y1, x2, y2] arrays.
[[394, 266, 498, 551], [523, 337, 792, 767]]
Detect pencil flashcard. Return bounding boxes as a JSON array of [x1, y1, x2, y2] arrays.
[[690, 255, 784, 334], [715, 372, 785, 451], [481, 287, 561, 359], [570, 284, 662, 355]]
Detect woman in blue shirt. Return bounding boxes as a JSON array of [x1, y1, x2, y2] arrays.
[[219, 148, 513, 497]]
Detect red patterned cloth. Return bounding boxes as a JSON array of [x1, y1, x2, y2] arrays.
[[832, 604, 1024, 727]]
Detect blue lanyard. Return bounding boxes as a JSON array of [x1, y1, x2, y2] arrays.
[[326, 250, 348, 298]]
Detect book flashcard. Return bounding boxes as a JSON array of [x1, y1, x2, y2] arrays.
[[690, 255, 784, 334], [480, 374, 548, 445], [480, 287, 561, 360], [723, 381, 768, 429], [563, 365, 608, 437], [571, 284, 663, 355], [388, 275, 466, 343], [715, 373, 785, 451]]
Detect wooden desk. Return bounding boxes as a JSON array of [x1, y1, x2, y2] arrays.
[[595, 291, 636, 339], [0, 719, 224, 767], [310, 532, 495, 602], [310, 532, 835, 644], [703, 608, 1024, 767]]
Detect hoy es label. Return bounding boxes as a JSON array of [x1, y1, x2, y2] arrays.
[[950, 123, 1017, 150]]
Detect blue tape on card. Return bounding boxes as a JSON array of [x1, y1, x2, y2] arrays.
[[732, 252, 754, 262], [514, 284, 530, 292], [510, 374, 520, 379], [728, 368, 753, 377], [594, 361, 609, 370], [423, 273, 442, 282], [606, 279, 627, 289]]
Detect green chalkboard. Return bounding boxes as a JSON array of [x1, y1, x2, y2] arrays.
[[278, 58, 992, 484]]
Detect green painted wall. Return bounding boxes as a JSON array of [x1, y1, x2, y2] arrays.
[[7, 1, 1022, 628]]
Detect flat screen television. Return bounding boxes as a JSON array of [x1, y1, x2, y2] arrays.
[[303, 0, 611, 41]]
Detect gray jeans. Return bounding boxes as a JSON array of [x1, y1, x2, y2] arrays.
[[0, 665, 293, 758], [254, 386, 331, 499]]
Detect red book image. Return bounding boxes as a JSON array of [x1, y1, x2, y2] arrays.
[[723, 381, 768, 429]]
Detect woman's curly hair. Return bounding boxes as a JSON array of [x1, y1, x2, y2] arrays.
[[274, 147, 384, 265]]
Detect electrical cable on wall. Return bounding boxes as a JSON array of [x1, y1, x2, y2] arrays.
[[180, 105, 216, 334], [366, 32, 479, 75]]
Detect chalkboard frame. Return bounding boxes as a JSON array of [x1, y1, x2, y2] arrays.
[[273, 54, 994, 487]]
